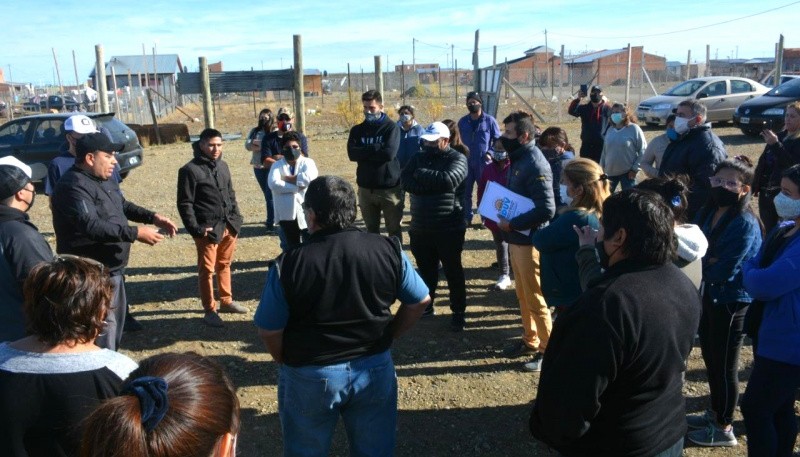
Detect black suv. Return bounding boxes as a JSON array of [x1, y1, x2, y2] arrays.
[[734, 78, 800, 136], [0, 113, 143, 182]]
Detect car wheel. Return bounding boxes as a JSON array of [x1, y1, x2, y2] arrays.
[[645, 122, 660, 127]]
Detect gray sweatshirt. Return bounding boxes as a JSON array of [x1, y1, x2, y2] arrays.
[[600, 123, 647, 176]]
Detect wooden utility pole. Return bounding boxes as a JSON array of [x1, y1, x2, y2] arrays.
[[705, 44, 711, 76], [685, 50, 691, 81], [625, 43, 632, 105], [454, 59, 459, 104], [52, 48, 64, 98], [473, 29, 480, 92], [293, 35, 305, 134], [199, 56, 214, 128], [72, 50, 80, 88], [639, 49, 645, 107], [401, 61, 405, 105], [776, 34, 785, 86], [142, 44, 149, 90], [412, 38, 416, 73], [110, 66, 121, 115], [374, 55, 383, 97], [559, 45, 565, 101], [347, 63, 353, 110], [95, 45, 109, 113], [146, 89, 161, 145]]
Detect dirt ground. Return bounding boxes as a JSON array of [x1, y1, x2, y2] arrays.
[[28, 91, 791, 456]]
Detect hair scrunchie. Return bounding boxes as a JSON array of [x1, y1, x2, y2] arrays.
[[671, 195, 682, 207], [599, 174, 609, 181], [122, 376, 169, 432]]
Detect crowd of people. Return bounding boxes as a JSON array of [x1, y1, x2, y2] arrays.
[[1, 88, 800, 456]]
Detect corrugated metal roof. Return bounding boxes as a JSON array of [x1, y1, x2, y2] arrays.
[[523, 45, 555, 55], [304, 69, 322, 76], [88, 54, 182, 77], [176, 69, 294, 94], [744, 57, 774, 64], [666, 61, 683, 67], [569, 49, 624, 64]]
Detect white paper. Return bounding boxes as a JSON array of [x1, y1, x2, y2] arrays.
[[478, 181, 535, 236]]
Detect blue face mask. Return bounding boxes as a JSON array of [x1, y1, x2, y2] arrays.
[[611, 112, 624, 124], [666, 127, 680, 141], [365, 112, 382, 123]]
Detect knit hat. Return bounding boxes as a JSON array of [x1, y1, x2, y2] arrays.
[[0, 164, 31, 200], [466, 91, 483, 104]]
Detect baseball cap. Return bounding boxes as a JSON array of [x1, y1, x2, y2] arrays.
[[65, 115, 99, 134], [0, 164, 31, 200], [75, 133, 124, 159], [590, 85, 602, 93], [0, 156, 32, 179], [420, 122, 450, 141], [466, 91, 483, 104]]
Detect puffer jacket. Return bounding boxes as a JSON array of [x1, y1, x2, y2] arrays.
[[501, 141, 556, 245], [402, 146, 468, 232]]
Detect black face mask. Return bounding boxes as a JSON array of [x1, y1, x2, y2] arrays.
[[468, 104, 481, 114], [595, 240, 611, 269], [22, 189, 35, 213], [500, 137, 521, 153], [710, 187, 740, 208], [590, 93, 601, 103], [283, 147, 302, 160], [422, 145, 440, 155]]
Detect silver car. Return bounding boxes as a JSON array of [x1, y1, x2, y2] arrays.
[[637, 76, 769, 126]]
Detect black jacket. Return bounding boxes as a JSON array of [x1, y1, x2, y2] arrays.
[[659, 124, 727, 219], [568, 98, 611, 144], [502, 141, 555, 245], [260, 130, 309, 161], [177, 143, 243, 240], [52, 166, 154, 273], [402, 146, 468, 232], [530, 260, 701, 457], [0, 206, 53, 342], [347, 114, 401, 189]]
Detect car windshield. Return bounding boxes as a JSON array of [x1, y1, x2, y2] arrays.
[[765, 78, 800, 97], [663, 80, 706, 96]]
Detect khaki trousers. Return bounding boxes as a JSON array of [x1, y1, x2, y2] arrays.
[[508, 244, 551, 352]]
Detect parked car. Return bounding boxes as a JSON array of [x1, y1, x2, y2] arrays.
[[733, 77, 800, 136], [636, 76, 769, 126], [760, 73, 800, 88], [22, 95, 82, 112], [0, 113, 143, 182]]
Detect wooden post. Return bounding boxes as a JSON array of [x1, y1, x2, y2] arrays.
[[95, 45, 109, 113], [110, 66, 121, 115], [705, 44, 711, 77], [142, 44, 149, 90], [504, 58, 509, 100], [347, 63, 353, 110], [72, 50, 80, 88], [454, 59, 459, 105], [685, 50, 691, 80], [559, 45, 565, 101], [639, 48, 645, 107], [625, 43, 632, 106], [361, 68, 365, 92], [531, 59, 536, 99], [199, 56, 214, 128], [146, 89, 161, 145], [52, 48, 64, 100], [401, 61, 406, 105], [136, 72, 143, 124], [127, 70, 133, 123], [472, 29, 480, 92], [776, 34, 785, 86], [374, 55, 383, 97], [293, 35, 305, 134], [438, 67, 442, 98]]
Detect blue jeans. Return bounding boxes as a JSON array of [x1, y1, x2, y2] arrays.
[[463, 160, 486, 223], [253, 167, 274, 226], [608, 173, 635, 193], [741, 355, 800, 457], [278, 350, 398, 457]]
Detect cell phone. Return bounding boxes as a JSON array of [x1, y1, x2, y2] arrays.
[[579, 84, 588, 95]]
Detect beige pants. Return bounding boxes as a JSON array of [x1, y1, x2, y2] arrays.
[[509, 244, 552, 352]]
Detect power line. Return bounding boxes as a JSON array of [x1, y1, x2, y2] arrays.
[[549, 1, 800, 40]]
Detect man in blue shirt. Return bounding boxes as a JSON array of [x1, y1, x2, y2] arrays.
[[255, 175, 429, 456], [457, 91, 501, 225]]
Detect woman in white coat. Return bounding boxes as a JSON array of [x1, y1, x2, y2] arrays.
[[268, 131, 319, 250]]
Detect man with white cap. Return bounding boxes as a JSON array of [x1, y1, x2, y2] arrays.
[[0, 156, 53, 342], [401, 121, 469, 331], [44, 114, 121, 196], [51, 133, 177, 350]]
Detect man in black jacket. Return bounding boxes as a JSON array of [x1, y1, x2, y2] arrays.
[[0, 159, 52, 342], [530, 189, 701, 457], [402, 122, 468, 331], [567, 85, 610, 163], [52, 133, 177, 350], [347, 90, 403, 241], [178, 128, 245, 328], [496, 112, 556, 371], [659, 100, 727, 219]]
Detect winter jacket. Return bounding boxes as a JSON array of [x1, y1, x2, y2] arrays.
[[0, 206, 53, 342], [347, 114, 401, 189], [568, 98, 611, 145], [659, 125, 727, 218], [542, 148, 575, 208], [530, 259, 701, 457], [177, 142, 243, 241], [532, 209, 600, 307], [477, 159, 510, 233], [52, 166, 154, 274], [402, 146, 468, 232], [396, 121, 424, 170], [260, 130, 309, 162], [501, 141, 555, 245], [695, 207, 761, 304], [753, 130, 800, 194], [457, 112, 501, 166], [268, 156, 319, 226], [743, 222, 800, 365], [641, 133, 670, 177], [600, 123, 647, 176]]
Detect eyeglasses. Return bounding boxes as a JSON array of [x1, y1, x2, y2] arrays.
[[54, 254, 106, 272], [709, 176, 742, 191]]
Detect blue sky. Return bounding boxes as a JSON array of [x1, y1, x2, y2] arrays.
[[3, 0, 799, 85]]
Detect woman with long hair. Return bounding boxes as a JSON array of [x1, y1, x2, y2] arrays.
[[246, 108, 277, 228], [687, 156, 763, 448], [599, 103, 646, 192], [0, 256, 138, 457], [753, 101, 800, 232], [538, 126, 576, 209], [82, 352, 240, 457], [740, 164, 800, 456], [442, 118, 469, 157]]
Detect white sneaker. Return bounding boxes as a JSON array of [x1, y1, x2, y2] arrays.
[[493, 275, 512, 291]]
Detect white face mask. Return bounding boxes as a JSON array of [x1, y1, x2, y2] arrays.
[[560, 184, 573, 206], [674, 116, 691, 135], [774, 192, 800, 219]]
